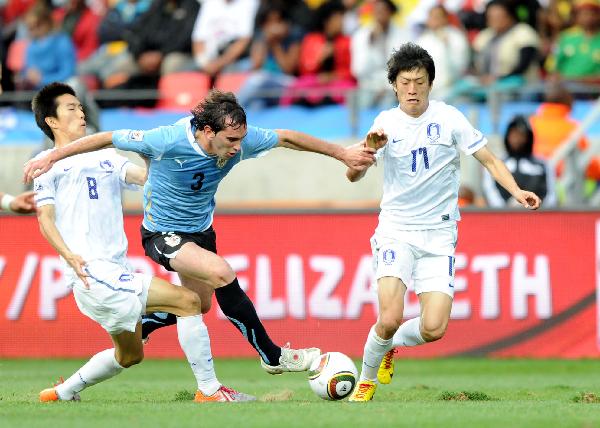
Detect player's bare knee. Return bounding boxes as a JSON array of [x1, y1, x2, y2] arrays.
[[378, 313, 402, 337], [178, 288, 201, 316], [200, 299, 212, 314], [421, 321, 447, 342], [118, 351, 144, 368], [208, 259, 236, 287]]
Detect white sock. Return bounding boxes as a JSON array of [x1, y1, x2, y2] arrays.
[[177, 314, 221, 396], [55, 348, 124, 399], [360, 325, 393, 382], [392, 317, 426, 347]]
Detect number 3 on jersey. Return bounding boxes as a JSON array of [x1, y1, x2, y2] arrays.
[[191, 172, 205, 191], [86, 176, 98, 199], [411, 147, 430, 172]]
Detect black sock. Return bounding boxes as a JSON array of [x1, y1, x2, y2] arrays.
[[141, 312, 177, 340], [215, 278, 281, 365]]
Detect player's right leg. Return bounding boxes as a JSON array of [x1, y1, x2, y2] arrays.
[[144, 276, 255, 402], [171, 243, 320, 374], [40, 325, 143, 402], [349, 276, 406, 402], [141, 227, 319, 374]]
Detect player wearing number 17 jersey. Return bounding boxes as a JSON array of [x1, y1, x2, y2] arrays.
[[346, 43, 541, 402]]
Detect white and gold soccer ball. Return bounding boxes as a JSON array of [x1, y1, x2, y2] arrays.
[[307, 352, 358, 401]]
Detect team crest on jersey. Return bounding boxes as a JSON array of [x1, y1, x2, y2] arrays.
[[216, 157, 228, 169], [164, 232, 182, 247], [34, 182, 44, 192], [427, 123, 441, 142], [128, 130, 144, 141], [382, 249, 396, 265], [99, 159, 114, 172]]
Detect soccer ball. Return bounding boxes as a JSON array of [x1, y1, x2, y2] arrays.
[[308, 352, 358, 401]]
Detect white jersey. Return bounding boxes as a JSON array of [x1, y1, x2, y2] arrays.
[[372, 100, 487, 233], [33, 148, 136, 282]]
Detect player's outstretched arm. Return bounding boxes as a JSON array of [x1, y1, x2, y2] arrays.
[[473, 146, 541, 210], [37, 205, 89, 287], [0, 190, 36, 214], [274, 129, 376, 170], [23, 131, 114, 183]]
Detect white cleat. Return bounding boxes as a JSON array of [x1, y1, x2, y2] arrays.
[[261, 343, 321, 375]]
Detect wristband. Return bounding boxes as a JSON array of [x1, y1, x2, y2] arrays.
[[1, 194, 15, 212]]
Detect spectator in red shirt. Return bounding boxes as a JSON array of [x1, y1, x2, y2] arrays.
[[281, 0, 355, 106], [53, 0, 101, 62]]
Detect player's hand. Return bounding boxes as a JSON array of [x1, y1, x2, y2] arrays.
[[514, 190, 541, 210], [341, 144, 376, 171], [65, 252, 90, 288], [23, 153, 56, 184], [10, 191, 36, 214], [365, 129, 387, 150]]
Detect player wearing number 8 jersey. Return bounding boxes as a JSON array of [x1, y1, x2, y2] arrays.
[[347, 43, 542, 402]]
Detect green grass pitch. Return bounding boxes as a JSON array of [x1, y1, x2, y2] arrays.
[[1, 358, 600, 428]]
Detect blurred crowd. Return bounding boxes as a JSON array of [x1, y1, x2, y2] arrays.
[[0, 0, 598, 107], [0, 0, 598, 208]]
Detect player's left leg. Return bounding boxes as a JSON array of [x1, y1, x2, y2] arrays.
[[41, 325, 143, 402], [145, 276, 255, 402], [349, 276, 406, 402], [141, 274, 213, 341]]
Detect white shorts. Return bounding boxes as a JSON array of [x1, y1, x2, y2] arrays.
[[370, 226, 457, 298], [70, 260, 152, 335]]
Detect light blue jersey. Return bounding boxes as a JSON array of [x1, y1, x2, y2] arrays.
[[112, 117, 278, 233]]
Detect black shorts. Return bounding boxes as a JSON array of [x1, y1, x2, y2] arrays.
[[141, 226, 217, 271]]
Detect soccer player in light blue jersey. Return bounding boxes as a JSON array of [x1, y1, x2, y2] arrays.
[[25, 89, 376, 379]]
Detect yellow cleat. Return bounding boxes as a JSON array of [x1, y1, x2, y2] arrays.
[[348, 380, 377, 402], [377, 348, 396, 384]]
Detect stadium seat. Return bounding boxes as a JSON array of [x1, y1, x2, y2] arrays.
[[6, 39, 28, 73], [156, 72, 211, 111], [214, 72, 251, 94]]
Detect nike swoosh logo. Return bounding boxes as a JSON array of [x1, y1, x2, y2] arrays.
[[64, 167, 73, 171], [392, 139, 403, 144]]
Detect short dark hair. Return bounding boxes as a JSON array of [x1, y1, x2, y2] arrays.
[[485, 0, 518, 21], [376, 0, 398, 14], [314, 0, 345, 32], [31, 82, 77, 141], [190, 90, 247, 134], [387, 42, 436, 85]]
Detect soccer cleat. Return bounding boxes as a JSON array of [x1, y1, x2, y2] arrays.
[[194, 385, 256, 403], [39, 377, 80, 402], [377, 348, 397, 384], [260, 343, 321, 375], [348, 380, 377, 402]]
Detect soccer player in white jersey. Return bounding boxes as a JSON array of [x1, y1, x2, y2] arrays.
[[346, 43, 541, 402], [32, 83, 255, 403], [25, 89, 375, 377]]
